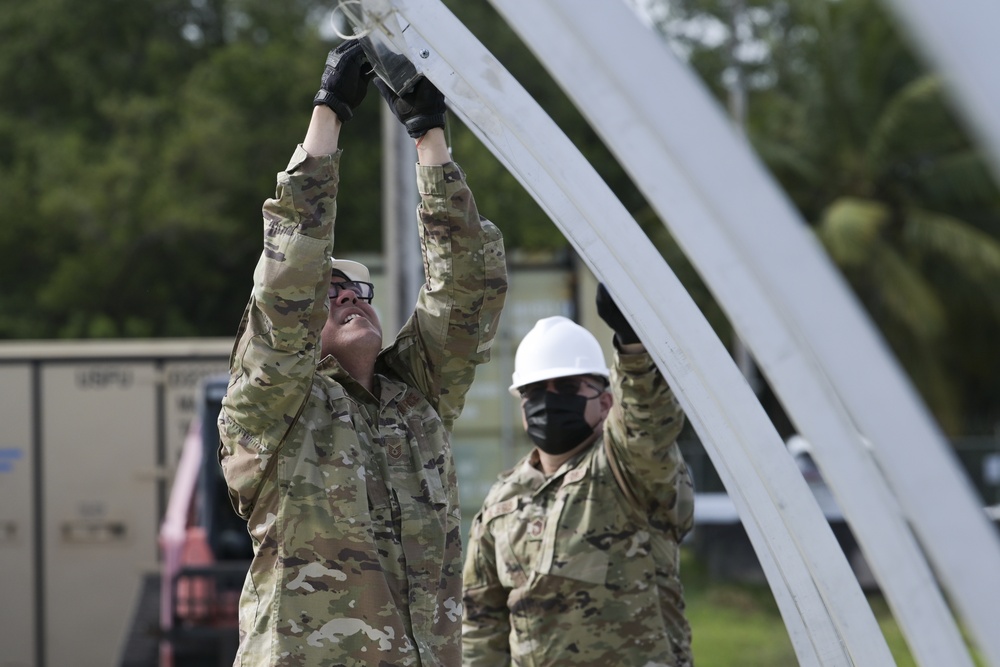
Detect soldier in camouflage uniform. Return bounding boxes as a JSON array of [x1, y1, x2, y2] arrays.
[[462, 285, 694, 666], [218, 40, 507, 666]]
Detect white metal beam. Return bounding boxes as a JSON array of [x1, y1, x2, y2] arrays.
[[356, 0, 896, 664], [485, 1, 986, 664]]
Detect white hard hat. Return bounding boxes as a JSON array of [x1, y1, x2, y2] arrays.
[[509, 316, 609, 396], [785, 434, 812, 457], [330, 258, 370, 283]]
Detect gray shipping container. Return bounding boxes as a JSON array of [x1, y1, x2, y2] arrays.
[[0, 340, 232, 667]]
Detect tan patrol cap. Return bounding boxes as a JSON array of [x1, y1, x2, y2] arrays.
[[329, 258, 370, 283]]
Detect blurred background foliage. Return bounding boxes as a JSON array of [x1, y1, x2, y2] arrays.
[[1, 0, 998, 435]]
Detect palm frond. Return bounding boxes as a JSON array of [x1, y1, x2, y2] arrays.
[[753, 135, 825, 186], [867, 75, 952, 171], [869, 242, 947, 341], [906, 208, 1000, 314], [906, 208, 1000, 275], [911, 149, 999, 209]]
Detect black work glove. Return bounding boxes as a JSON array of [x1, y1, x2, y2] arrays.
[[313, 40, 374, 122], [596, 282, 641, 346], [374, 76, 447, 138]]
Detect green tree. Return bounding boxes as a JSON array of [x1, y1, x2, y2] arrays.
[[0, 0, 577, 340], [756, 0, 1000, 434], [0, 0, 382, 339], [632, 0, 1000, 433]]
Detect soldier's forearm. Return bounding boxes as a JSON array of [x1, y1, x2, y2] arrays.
[[416, 127, 450, 166], [303, 105, 342, 157]]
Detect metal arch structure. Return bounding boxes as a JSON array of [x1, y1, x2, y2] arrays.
[[484, 1, 1000, 666], [352, 1, 896, 665]]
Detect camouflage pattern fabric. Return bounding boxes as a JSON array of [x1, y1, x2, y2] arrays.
[[219, 145, 507, 667], [463, 350, 694, 666]]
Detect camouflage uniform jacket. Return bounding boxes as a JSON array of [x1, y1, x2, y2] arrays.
[[219, 146, 507, 667], [462, 350, 694, 666]]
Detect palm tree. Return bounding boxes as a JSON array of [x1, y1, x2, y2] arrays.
[[764, 2, 1000, 435], [633, 0, 1000, 434]]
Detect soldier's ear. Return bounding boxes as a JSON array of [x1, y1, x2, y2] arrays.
[[598, 391, 613, 417]]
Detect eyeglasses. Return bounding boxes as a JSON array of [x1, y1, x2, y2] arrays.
[[517, 377, 605, 402], [328, 280, 375, 303]]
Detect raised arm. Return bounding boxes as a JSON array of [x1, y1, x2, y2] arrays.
[[219, 40, 373, 517], [596, 284, 694, 537], [375, 77, 507, 428]]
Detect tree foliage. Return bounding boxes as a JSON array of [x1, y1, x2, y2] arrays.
[[0, 0, 382, 339], [632, 0, 1000, 433]]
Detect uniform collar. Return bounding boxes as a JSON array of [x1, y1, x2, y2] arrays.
[[519, 432, 601, 491], [318, 355, 404, 405]]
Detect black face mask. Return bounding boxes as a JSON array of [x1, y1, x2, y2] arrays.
[[523, 391, 595, 455]]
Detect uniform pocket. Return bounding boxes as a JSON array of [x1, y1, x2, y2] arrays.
[[542, 477, 616, 586], [314, 384, 374, 519], [548, 548, 610, 585], [393, 415, 450, 513], [477, 237, 506, 353]]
